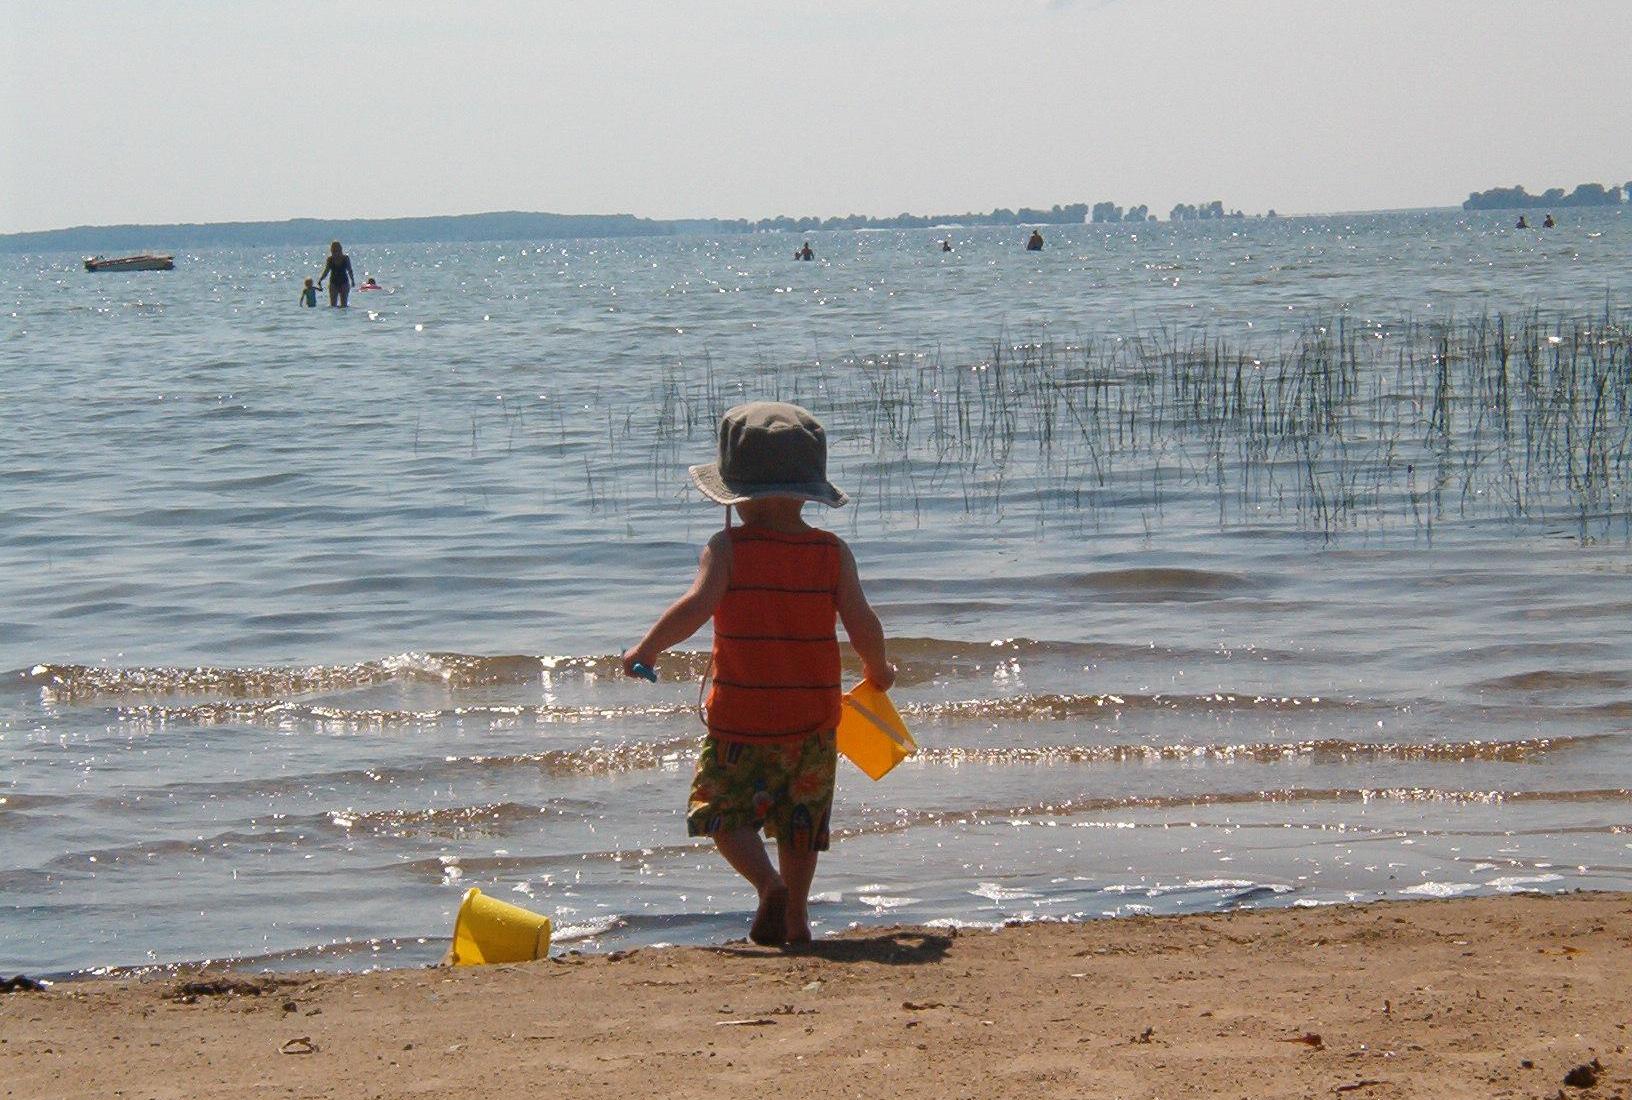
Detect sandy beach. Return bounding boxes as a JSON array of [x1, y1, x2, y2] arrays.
[[4, 893, 1628, 1100]]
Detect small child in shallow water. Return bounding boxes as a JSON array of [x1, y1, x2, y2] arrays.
[[623, 402, 893, 945], [299, 278, 318, 307]]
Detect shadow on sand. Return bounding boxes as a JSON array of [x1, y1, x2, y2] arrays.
[[710, 929, 953, 966]]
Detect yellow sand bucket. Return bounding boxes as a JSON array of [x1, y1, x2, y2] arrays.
[[449, 887, 552, 966], [835, 681, 917, 780]]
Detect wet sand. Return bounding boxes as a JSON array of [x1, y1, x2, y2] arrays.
[[4, 893, 1629, 1100]]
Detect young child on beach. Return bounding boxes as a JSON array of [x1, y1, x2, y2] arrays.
[[622, 402, 893, 946], [299, 278, 318, 307]]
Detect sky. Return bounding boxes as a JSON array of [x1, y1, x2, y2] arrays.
[[2, 0, 1629, 233]]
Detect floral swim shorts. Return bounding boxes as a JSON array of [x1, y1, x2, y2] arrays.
[[686, 731, 836, 852]]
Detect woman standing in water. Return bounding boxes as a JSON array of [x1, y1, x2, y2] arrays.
[[317, 241, 356, 307]]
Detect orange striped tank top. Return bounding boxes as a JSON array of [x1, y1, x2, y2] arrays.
[[705, 525, 842, 743]]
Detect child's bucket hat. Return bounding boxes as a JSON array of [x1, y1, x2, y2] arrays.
[[689, 401, 849, 508]]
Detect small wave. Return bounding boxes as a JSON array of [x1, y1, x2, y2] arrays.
[[857, 895, 921, 910], [111, 700, 695, 732], [883, 635, 1172, 662], [1440, 641, 1606, 666], [1474, 669, 1632, 694], [92, 733, 1597, 815], [445, 737, 697, 774], [1054, 567, 1263, 600], [13, 650, 680, 704], [1102, 879, 1292, 902], [7, 632, 1315, 706], [60, 936, 441, 981], [922, 917, 1004, 931], [6, 630, 1333, 708], [912, 734, 1593, 765], [906, 691, 1350, 721], [114, 736, 700, 805], [0, 866, 61, 893], [47, 908, 741, 978], [1402, 881, 1478, 897], [539, 652, 713, 682], [1222, 884, 1295, 904], [1566, 701, 1632, 719], [835, 786, 1632, 839], [307, 801, 561, 838], [393, 841, 700, 881], [43, 827, 309, 872], [34, 803, 571, 871], [1486, 873, 1565, 891], [875, 635, 1306, 683], [553, 914, 626, 943], [0, 792, 58, 814], [13, 653, 494, 703]]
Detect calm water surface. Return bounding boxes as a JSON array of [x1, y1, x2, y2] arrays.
[[2, 210, 1629, 976]]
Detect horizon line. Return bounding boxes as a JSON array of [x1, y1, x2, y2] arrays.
[[0, 202, 1483, 243]]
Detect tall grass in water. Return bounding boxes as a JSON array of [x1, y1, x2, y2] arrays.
[[614, 310, 1631, 539]]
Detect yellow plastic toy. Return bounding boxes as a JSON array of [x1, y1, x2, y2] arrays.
[[449, 887, 553, 966], [835, 680, 917, 780]]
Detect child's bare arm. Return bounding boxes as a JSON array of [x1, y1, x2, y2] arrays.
[[621, 532, 732, 677], [835, 542, 894, 691]]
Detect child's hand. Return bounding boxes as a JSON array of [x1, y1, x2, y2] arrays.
[[864, 663, 896, 692], [620, 647, 654, 680]]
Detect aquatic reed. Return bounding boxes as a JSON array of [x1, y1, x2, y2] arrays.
[[596, 310, 1631, 539]]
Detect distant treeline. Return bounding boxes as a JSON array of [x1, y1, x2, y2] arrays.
[[1092, 202, 1153, 222], [0, 212, 672, 254], [1463, 182, 1628, 211], [3, 199, 1287, 253], [715, 204, 1092, 232]]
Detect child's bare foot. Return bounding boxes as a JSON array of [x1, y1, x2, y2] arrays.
[[749, 883, 789, 946], [785, 905, 812, 945]]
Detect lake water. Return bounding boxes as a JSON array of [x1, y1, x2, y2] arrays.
[[2, 209, 1630, 977]]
